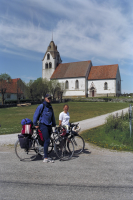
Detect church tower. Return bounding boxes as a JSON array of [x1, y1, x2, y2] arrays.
[[42, 40, 62, 80]]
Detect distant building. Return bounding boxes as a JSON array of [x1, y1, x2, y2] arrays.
[[42, 40, 121, 97], [0, 78, 25, 103]]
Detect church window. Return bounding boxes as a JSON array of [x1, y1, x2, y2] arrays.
[[65, 80, 69, 89], [45, 63, 48, 69], [47, 54, 50, 60], [75, 80, 79, 89], [49, 62, 52, 68], [104, 82, 108, 90]]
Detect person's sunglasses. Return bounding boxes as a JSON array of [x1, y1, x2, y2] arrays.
[[48, 97, 52, 100]]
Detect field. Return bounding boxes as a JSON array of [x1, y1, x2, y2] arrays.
[[0, 102, 129, 135]]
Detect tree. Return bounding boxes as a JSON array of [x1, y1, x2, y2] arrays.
[[56, 82, 66, 102], [48, 80, 60, 100], [27, 78, 49, 101], [0, 73, 11, 105], [16, 79, 28, 103]]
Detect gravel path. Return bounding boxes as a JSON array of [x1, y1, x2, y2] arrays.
[[0, 107, 129, 146]]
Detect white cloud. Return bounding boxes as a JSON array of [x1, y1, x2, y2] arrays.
[[0, 0, 133, 63]]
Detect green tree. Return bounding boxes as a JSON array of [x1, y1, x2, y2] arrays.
[[16, 79, 28, 103], [56, 82, 66, 102], [0, 73, 11, 105], [27, 78, 49, 101], [48, 80, 60, 100]]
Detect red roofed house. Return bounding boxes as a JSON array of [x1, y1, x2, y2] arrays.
[[42, 40, 121, 97], [0, 78, 25, 104]]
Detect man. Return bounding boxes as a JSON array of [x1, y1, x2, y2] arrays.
[[33, 94, 56, 163]]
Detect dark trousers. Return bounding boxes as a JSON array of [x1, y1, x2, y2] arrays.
[[39, 124, 52, 158]]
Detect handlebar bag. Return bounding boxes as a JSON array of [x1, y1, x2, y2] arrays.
[[18, 134, 32, 149]]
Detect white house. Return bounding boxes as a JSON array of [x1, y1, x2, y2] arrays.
[[42, 40, 121, 97]]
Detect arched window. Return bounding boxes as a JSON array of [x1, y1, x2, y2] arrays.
[[104, 82, 108, 90], [65, 80, 69, 89], [49, 62, 52, 68], [75, 80, 79, 89], [47, 54, 50, 60], [45, 63, 48, 69]]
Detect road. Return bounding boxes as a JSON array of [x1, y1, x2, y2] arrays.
[[0, 107, 133, 200], [0, 143, 133, 200]]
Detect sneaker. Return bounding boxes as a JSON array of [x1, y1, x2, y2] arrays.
[[43, 158, 54, 163]]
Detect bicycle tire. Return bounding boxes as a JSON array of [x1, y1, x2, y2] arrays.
[[72, 134, 85, 154], [54, 137, 74, 161], [15, 139, 38, 161]]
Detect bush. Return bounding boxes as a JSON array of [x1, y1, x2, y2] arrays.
[[105, 113, 129, 133]]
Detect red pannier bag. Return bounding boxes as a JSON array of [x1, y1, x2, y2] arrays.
[[21, 124, 33, 135], [37, 129, 44, 146]]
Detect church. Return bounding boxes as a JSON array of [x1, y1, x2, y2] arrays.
[[42, 40, 121, 97]]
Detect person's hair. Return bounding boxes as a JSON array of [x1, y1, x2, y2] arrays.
[[63, 104, 69, 109]]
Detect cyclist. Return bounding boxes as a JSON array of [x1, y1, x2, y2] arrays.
[[33, 94, 56, 163], [59, 104, 70, 130]]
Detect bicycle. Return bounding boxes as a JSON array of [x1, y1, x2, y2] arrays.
[[68, 123, 85, 155], [15, 126, 74, 161]]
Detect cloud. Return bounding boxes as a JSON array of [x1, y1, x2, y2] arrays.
[[0, 0, 133, 63]]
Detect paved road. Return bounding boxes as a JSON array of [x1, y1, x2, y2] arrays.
[[0, 144, 133, 200], [0, 107, 132, 200]]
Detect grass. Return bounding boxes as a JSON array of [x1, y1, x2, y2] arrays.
[[81, 113, 133, 152], [0, 102, 129, 135]]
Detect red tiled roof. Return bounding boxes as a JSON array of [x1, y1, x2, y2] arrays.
[[51, 61, 91, 79], [0, 78, 23, 94], [88, 64, 118, 80]]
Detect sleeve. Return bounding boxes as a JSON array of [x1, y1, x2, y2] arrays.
[[33, 104, 43, 126], [59, 112, 63, 121], [52, 109, 56, 127]]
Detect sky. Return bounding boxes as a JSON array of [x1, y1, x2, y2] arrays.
[[0, 0, 133, 93]]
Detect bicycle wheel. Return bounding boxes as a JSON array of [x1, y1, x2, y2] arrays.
[[54, 137, 74, 161], [72, 135, 85, 155], [15, 139, 38, 161]]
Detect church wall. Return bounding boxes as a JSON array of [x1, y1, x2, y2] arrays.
[[58, 78, 86, 97], [88, 79, 116, 97]]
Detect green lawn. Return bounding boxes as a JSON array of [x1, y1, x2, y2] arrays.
[[0, 102, 129, 135]]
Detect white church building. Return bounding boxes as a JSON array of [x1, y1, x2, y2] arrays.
[[42, 40, 121, 97]]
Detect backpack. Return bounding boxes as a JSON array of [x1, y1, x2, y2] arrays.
[[21, 118, 33, 125], [21, 118, 33, 135], [38, 103, 45, 122]]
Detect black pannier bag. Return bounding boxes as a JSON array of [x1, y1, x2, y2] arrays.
[[18, 134, 32, 150]]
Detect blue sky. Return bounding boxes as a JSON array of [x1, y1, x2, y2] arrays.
[[0, 0, 133, 93]]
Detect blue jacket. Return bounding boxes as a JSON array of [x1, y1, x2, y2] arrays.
[[33, 101, 56, 126]]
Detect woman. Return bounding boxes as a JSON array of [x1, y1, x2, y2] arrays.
[[59, 104, 70, 127]]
